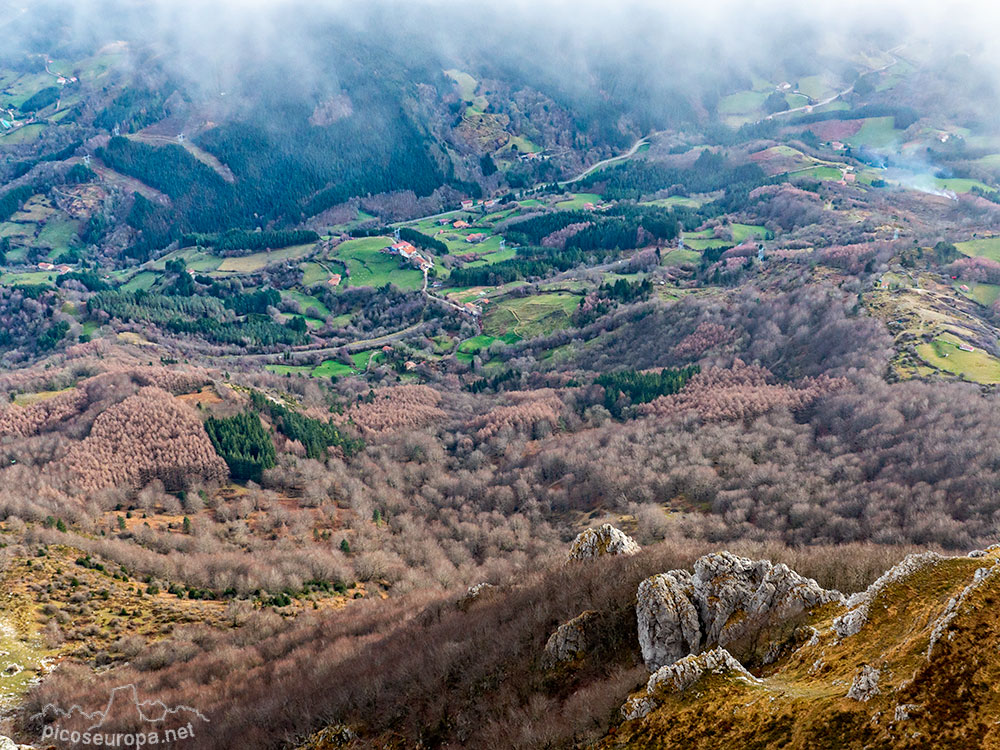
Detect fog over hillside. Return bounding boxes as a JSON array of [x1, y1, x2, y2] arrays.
[[11, 0, 1000, 108]]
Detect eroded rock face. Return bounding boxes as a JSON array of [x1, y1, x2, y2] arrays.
[[637, 552, 841, 670], [636, 572, 701, 670], [621, 648, 758, 720], [568, 524, 640, 560], [543, 610, 601, 665]]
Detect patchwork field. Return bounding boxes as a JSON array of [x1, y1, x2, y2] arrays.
[[217, 243, 317, 273], [483, 292, 580, 338], [267, 350, 382, 379]]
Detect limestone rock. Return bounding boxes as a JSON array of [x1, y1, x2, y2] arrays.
[[457, 582, 495, 610], [637, 552, 840, 670], [833, 552, 942, 640], [636, 571, 700, 670], [621, 648, 758, 720], [465, 582, 494, 599], [847, 664, 881, 701], [692, 552, 840, 649], [927, 561, 1000, 660], [543, 610, 600, 665], [568, 524, 640, 560], [894, 703, 921, 722]]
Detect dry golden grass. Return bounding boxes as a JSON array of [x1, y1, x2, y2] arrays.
[[604, 551, 1000, 749]]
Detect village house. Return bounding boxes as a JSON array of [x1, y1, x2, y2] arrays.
[[453, 220, 470, 229], [386, 240, 419, 258], [385, 240, 432, 272], [465, 233, 488, 244], [461, 200, 475, 210], [37, 262, 55, 271]]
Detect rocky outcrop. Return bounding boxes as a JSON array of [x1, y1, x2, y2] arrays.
[[457, 582, 495, 610], [636, 552, 841, 670], [926, 559, 1000, 659], [621, 648, 758, 720], [608, 547, 1000, 749], [0, 737, 36, 750], [543, 610, 601, 665], [833, 552, 942, 639], [847, 664, 881, 701], [636, 572, 701, 670], [568, 524, 640, 560]]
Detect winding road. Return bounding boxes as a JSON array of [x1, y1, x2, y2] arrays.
[[560, 132, 661, 185], [760, 45, 907, 122]]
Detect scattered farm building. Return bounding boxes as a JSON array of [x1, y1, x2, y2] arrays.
[[465, 233, 488, 244], [384, 241, 433, 271], [328, 274, 342, 286], [453, 220, 470, 229]]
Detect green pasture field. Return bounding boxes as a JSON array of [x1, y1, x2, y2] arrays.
[[956, 237, 1000, 263], [846, 117, 898, 149], [284, 290, 330, 317], [717, 90, 766, 115], [483, 292, 579, 338], [554, 192, 602, 210], [216, 242, 316, 273], [955, 282, 1000, 307], [334, 236, 423, 290], [731, 223, 770, 243], [916, 332, 1000, 384]]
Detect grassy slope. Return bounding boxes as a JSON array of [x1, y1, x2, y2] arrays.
[[603, 550, 1000, 750], [334, 236, 423, 291]]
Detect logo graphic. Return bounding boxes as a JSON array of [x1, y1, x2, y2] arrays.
[[33, 684, 209, 747]]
